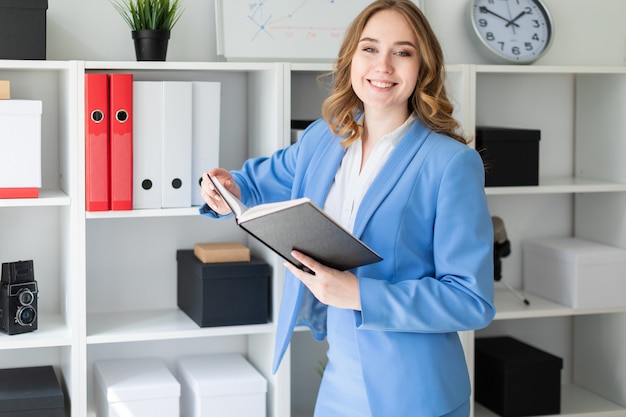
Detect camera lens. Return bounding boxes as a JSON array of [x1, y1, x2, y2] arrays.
[[16, 305, 36, 326], [17, 288, 34, 306]]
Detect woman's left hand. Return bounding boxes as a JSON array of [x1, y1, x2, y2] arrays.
[[285, 250, 362, 311]]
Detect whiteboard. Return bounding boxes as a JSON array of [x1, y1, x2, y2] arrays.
[[216, 0, 423, 62]]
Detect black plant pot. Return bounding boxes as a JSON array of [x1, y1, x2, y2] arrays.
[[132, 29, 170, 61]]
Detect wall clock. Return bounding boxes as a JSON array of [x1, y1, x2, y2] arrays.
[[470, 0, 554, 64]]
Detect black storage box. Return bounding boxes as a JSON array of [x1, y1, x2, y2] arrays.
[[0, 365, 65, 417], [0, 0, 48, 60], [177, 250, 270, 327], [476, 127, 540, 187], [475, 336, 563, 417]]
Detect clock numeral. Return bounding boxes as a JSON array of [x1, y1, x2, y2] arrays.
[[512, 46, 521, 56], [532, 33, 540, 41], [525, 42, 533, 51], [478, 18, 488, 28], [524, 6, 533, 15], [532, 19, 540, 28], [486, 32, 496, 41]]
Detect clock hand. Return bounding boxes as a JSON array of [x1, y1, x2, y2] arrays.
[[478, 6, 520, 27], [506, 11, 527, 27]]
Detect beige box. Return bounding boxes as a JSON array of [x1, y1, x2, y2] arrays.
[[523, 237, 626, 309], [194, 242, 250, 263], [0, 80, 9, 99]]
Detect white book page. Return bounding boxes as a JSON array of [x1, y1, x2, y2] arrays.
[[240, 198, 311, 222], [209, 175, 310, 222], [208, 175, 247, 218]]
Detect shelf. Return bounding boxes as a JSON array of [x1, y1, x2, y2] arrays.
[[0, 60, 73, 71], [493, 288, 572, 320], [493, 288, 626, 320], [485, 177, 626, 196], [0, 314, 72, 349], [0, 189, 70, 207], [84, 61, 280, 72], [475, 383, 626, 417], [86, 309, 274, 344], [475, 65, 626, 75], [85, 206, 202, 219]]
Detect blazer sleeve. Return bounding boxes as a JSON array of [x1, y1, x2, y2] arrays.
[[358, 146, 496, 333]]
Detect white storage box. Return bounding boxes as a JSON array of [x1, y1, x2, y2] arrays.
[[93, 358, 180, 417], [523, 237, 626, 309], [0, 100, 42, 197], [177, 353, 267, 417]]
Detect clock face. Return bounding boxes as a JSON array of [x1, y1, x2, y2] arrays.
[[470, 0, 553, 64]]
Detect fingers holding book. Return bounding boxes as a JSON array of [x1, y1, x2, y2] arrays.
[[200, 169, 240, 215], [285, 250, 362, 311]]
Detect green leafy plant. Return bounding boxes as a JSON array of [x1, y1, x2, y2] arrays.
[[112, 0, 183, 31]]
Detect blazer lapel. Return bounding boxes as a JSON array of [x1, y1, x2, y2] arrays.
[[300, 128, 346, 207], [352, 120, 433, 238]]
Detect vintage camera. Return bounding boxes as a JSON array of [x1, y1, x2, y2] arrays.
[[0, 260, 38, 335]]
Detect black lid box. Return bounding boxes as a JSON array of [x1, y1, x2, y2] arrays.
[[0, 365, 65, 417], [0, 0, 48, 60], [177, 250, 270, 327], [476, 127, 540, 187], [475, 336, 563, 417]]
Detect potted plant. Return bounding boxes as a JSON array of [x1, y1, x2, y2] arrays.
[[112, 0, 183, 61]]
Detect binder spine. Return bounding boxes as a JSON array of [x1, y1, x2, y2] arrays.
[[85, 73, 110, 211], [109, 73, 134, 211], [133, 81, 164, 209], [161, 81, 192, 208]]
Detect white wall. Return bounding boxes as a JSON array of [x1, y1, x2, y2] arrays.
[[424, 0, 626, 66], [47, 0, 217, 61], [46, 0, 626, 66]]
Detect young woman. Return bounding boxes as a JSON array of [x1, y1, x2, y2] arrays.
[[200, 1, 495, 416]]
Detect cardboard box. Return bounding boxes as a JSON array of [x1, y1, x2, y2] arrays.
[[194, 242, 250, 263], [475, 336, 562, 417], [94, 358, 180, 417], [476, 126, 540, 186], [0, 81, 9, 99], [0, 0, 48, 60], [0, 100, 42, 198], [0, 365, 64, 417], [177, 250, 270, 327], [523, 237, 626, 309], [177, 353, 267, 417]]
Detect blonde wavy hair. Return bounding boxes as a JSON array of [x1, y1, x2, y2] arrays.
[[321, 0, 466, 146]]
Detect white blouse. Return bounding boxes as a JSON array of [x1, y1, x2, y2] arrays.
[[324, 114, 417, 232]]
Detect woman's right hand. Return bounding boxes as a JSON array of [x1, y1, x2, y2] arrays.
[[200, 168, 241, 215]]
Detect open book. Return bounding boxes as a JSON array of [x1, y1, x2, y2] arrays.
[[208, 176, 382, 272]]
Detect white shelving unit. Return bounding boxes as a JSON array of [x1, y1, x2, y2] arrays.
[[286, 64, 626, 417], [0, 59, 81, 416], [80, 61, 289, 417], [474, 65, 626, 417], [1, 60, 625, 417]]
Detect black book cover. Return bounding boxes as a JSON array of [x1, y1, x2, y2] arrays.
[[208, 176, 382, 272]]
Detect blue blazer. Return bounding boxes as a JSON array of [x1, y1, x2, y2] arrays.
[[201, 118, 496, 416]]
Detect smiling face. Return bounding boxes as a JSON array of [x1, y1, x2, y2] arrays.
[[350, 9, 419, 121]]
